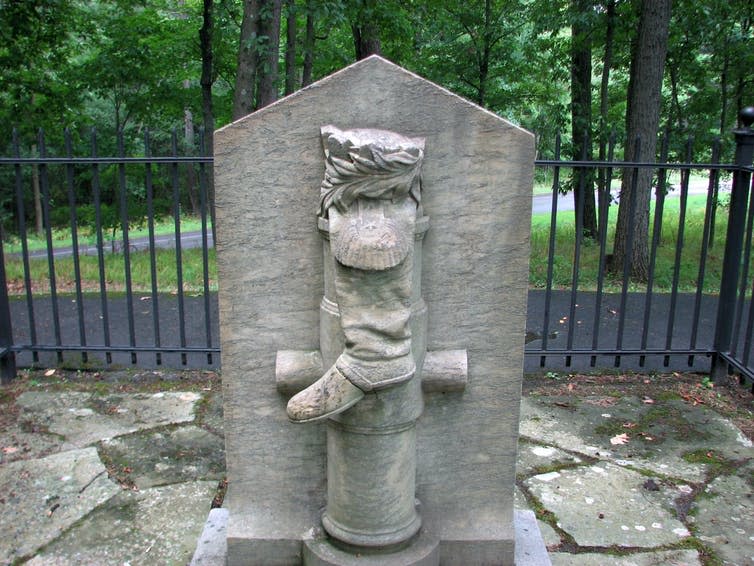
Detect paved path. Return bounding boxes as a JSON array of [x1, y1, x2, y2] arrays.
[[1, 370, 751, 565], [8, 289, 722, 374]]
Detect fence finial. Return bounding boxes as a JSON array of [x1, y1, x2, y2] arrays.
[[740, 107, 754, 128]]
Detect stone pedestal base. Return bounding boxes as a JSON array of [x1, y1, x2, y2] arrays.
[[190, 509, 551, 566], [303, 530, 439, 566]]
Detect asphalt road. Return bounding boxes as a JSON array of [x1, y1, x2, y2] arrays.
[[8, 289, 725, 374]]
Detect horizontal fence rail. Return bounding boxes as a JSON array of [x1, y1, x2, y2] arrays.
[[1, 125, 753, 390]]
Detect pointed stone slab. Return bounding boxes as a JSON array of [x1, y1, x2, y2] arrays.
[[0, 447, 119, 564], [215, 55, 534, 565]]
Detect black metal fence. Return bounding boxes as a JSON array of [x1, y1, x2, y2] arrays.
[[1, 121, 754, 389]]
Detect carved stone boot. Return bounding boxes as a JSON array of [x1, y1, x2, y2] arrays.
[[286, 364, 365, 422]]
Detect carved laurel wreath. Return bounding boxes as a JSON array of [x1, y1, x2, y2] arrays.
[[319, 126, 424, 217]]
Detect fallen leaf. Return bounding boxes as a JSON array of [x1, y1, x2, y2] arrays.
[[44, 369, 55, 377], [622, 422, 638, 429], [610, 433, 630, 445], [2, 446, 18, 454]]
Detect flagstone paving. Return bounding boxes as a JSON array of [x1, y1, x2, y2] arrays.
[[0, 370, 751, 565]]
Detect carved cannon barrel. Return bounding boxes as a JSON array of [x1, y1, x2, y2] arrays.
[[318, 212, 429, 548]]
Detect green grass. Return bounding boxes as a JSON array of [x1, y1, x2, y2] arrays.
[[5, 247, 217, 295], [0, 195, 739, 296], [3, 216, 211, 255], [530, 194, 729, 294]]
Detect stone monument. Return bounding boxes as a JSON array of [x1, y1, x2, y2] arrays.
[[211, 56, 547, 565]]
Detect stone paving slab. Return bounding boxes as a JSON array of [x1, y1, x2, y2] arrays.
[[14, 391, 201, 450], [517, 439, 586, 477], [549, 549, 702, 565], [691, 461, 754, 566], [0, 447, 120, 564], [100, 425, 225, 489], [28, 480, 218, 566], [2, 378, 752, 565], [519, 395, 753, 482], [524, 461, 692, 548]]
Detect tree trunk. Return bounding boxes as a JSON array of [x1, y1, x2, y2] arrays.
[[597, 0, 615, 219], [284, 0, 297, 95], [31, 144, 42, 235], [302, 1, 315, 87], [351, 0, 381, 60], [570, 0, 597, 240], [199, 0, 215, 229], [612, 0, 672, 281], [232, 0, 260, 120], [184, 109, 199, 215], [257, 0, 282, 108]]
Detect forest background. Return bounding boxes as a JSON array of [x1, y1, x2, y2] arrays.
[[1, 0, 753, 280]]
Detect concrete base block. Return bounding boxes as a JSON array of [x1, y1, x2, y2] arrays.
[[515, 509, 552, 566], [189, 509, 550, 566], [303, 529, 439, 566], [190, 508, 229, 566]]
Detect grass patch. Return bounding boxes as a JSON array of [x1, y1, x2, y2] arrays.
[[3, 215, 211, 255], [4, 247, 217, 295], [0, 185, 740, 296], [530, 193, 730, 293], [682, 449, 738, 476]]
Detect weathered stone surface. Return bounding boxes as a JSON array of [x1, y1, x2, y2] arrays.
[[514, 486, 562, 548], [215, 55, 534, 564], [0, 447, 119, 564], [549, 549, 702, 565], [29, 481, 217, 566], [524, 462, 691, 547], [516, 440, 585, 477], [190, 508, 229, 566], [692, 463, 754, 566], [197, 386, 224, 437], [16, 391, 201, 448], [100, 425, 225, 488], [514, 509, 553, 566], [519, 395, 752, 482]]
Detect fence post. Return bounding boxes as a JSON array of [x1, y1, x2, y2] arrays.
[[712, 107, 754, 383], [0, 234, 16, 383]]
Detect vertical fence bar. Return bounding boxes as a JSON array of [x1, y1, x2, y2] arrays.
[[540, 134, 561, 367], [590, 132, 616, 367], [13, 129, 38, 363], [565, 134, 589, 367], [741, 275, 754, 377], [689, 140, 721, 365], [729, 175, 754, 358], [199, 128, 213, 365], [117, 131, 137, 364], [144, 130, 162, 365], [65, 129, 88, 364], [639, 133, 670, 367], [713, 108, 754, 382], [663, 138, 693, 367], [38, 129, 63, 364], [91, 129, 112, 364], [171, 129, 188, 365], [0, 233, 15, 382], [615, 136, 642, 368]]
